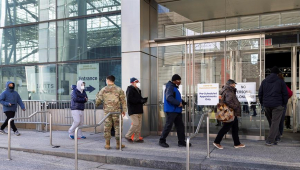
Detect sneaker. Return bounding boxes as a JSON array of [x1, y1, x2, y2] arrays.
[[275, 138, 281, 142], [265, 141, 278, 146], [125, 137, 133, 143], [178, 141, 192, 147], [159, 142, 169, 148], [0, 130, 7, 134], [134, 139, 144, 143], [234, 144, 246, 148], [213, 143, 224, 149], [80, 136, 86, 139], [69, 135, 74, 139], [14, 131, 20, 136]]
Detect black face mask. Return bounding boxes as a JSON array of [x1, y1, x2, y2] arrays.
[[9, 86, 14, 89]]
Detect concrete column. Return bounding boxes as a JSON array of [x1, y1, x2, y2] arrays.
[[121, 0, 158, 137]]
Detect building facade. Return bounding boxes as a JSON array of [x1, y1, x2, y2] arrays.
[[1, 0, 300, 139]]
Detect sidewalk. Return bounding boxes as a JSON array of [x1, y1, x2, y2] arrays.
[[0, 129, 299, 170]]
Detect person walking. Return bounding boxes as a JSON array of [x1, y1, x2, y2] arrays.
[[258, 66, 288, 146], [96, 75, 127, 150], [159, 74, 190, 148], [125, 78, 148, 143], [68, 80, 88, 139], [213, 79, 245, 149], [0, 81, 25, 136]]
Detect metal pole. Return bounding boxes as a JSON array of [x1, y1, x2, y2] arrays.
[[8, 119, 12, 160], [119, 113, 122, 151], [75, 127, 79, 170], [94, 102, 97, 134], [50, 113, 52, 146], [186, 138, 190, 170], [206, 115, 210, 158]]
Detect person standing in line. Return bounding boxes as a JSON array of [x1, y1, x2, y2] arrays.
[[277, 73, 292, 137], [96, 75, 127, 150], [125, 77, 148, 143], [69, 80, 88, 139], [258, 66, 288, 146], [159, 74, 190, 148], [0, 81, 25, 136], [213, 79, 245, 149]]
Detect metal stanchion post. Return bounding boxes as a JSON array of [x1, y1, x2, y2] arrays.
[[206, 115, 210, 158], [119, 113, 122, 151], [50, 113, 52, 146], [186, 138, 190, 170], [75, 128, 79, 170], [7, 119, 12, 160]]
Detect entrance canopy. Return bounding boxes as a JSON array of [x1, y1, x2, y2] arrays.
[[157, 0, 300, 22]]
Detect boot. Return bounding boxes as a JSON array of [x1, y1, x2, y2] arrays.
[[286, 116, 291, 129], [105, 140, 111, 150], [116, 140, 125, 149]]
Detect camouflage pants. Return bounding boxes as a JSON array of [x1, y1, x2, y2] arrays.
[[104, 112, 123, 140]]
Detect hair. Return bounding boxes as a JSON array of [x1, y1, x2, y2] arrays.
[[278, 73, 284, 80], [106, 75, 115, 82]]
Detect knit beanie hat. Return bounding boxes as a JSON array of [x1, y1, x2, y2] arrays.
[[171, 74, 181, 81]]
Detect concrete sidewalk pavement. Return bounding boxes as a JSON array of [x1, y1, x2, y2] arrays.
[[0, 129, 299, 170]]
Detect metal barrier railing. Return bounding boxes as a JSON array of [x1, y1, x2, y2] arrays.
[[0, 100, 47, 131], [46, 100, 97, 133], [75, 112, 122, 170], [186, 112, 210, 170], [7, 111, 51, 160]]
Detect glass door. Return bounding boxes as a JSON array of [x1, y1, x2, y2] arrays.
[[157, 34, 265, 139]]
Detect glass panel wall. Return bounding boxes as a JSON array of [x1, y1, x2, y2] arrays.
[[0, 1, 122, 100]]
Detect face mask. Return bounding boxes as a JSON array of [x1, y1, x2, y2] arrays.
[[136, 83, 141, 88], [9, 86, 14, 89], [81, 86, 85, 90]]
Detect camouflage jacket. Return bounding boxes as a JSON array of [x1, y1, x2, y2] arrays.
[[95, 84, 127, 113]]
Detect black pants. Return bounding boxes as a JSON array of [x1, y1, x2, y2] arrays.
[[265, 106, 283, 143], [214, 117, 241, 146], [1, 111, 17, 132], [160, 112, 185, 143]]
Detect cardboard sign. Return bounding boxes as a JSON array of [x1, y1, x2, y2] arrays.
[[235, 82, 256, 102], [197, 84, 219, 106]]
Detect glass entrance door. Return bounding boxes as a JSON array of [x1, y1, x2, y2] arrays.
[[157, 34, 265, 139]]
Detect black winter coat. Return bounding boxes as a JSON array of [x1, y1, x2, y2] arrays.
[[126, 85, 144, 116], [258, 73, 288, 108], [71, 88, 88, 110]]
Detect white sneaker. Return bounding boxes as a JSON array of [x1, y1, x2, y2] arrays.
[[0, 130, 7, 134], [14, 131, 21, 136]]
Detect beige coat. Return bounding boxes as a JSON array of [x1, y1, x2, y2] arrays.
[[286, 98, 293, 116]]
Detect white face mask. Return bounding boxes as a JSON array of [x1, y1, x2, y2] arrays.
[[81, 86, 85, 90], [136, 83, 141, 88]]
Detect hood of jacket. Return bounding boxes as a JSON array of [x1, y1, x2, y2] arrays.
[[220, 85, 236, 95], [71, 85, 76, 90], [76, 80, 85, 93], [265, 73, 280, 83], [6, 81, 15, 92], [166, 81, 177, 90]]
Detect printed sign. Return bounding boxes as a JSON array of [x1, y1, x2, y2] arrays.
[[235, 82, 256, 102], [162, 85, 182, 103], [77, 64, 99, 99], [197, 84, 219, 105]]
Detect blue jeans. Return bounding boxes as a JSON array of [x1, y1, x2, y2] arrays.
[[279, 106, 287, 136]]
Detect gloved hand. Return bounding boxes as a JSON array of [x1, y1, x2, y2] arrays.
[[141, 97, 148, 104], [182, 100, 187, 106]]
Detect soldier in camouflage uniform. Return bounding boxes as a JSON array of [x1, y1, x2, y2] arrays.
[[96, 75, 127, 150]]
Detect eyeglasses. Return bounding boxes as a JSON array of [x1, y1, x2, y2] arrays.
[[176, 80, 181, 82]]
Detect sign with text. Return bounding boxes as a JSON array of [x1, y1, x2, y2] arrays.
[[162, 85, 182, 103], [197, 84, 219, 105], [235, 82, 256, 102], [77, 64, 99, 99]]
